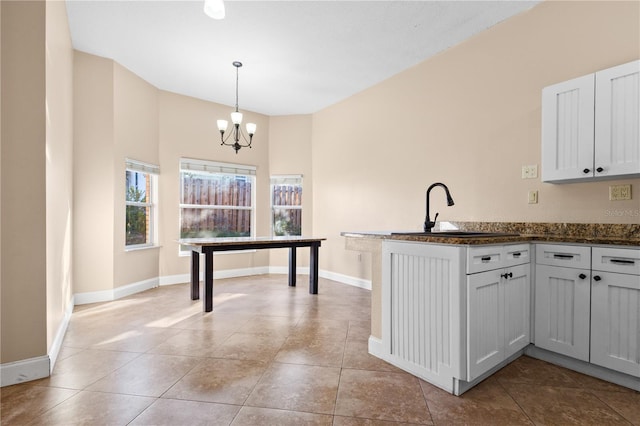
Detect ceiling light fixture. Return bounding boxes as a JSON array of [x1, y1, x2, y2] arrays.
[[203, 0, 225, 20], [217, 61, 256, 154]]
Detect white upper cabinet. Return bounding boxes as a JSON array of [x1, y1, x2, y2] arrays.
[[542, 60, 640, 183], [594, 61, 640, 178]]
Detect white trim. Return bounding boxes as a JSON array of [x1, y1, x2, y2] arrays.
[[74, 277, 159, 305], [268, 266, 310, 275], [1, 356, 50, 387], [49, 297, 74, 373], [158, 267, 271, 287], [368, 335, 384, 358], [158, 267, 371, 291], [319, 269, 372, 290]]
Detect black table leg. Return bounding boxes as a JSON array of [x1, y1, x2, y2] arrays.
[[191, 251, 200, 300], [289, 247, 297, 287], [204, 250, 214, 312], [309, 242, 319, 294]]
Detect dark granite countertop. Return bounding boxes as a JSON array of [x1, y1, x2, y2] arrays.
[[341, 222, 640, 247]]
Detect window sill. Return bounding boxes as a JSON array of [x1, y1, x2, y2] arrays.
[[125, 244, 161, 253]]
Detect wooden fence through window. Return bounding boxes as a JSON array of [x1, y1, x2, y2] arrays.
[[181, 175, 252, 237]]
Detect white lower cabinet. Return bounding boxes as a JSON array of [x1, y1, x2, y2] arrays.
[[534, 264, 591, 361], [590, 248, 640, 378], [381, 240, 530, 394], [534, 244, 640, 378], [467, 263, 530, 381]]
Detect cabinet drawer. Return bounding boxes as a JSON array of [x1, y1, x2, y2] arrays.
[[535, 244, 591, 269], [467, 246, 503, 274], [592, 247, 640, 275], [504, 244, 531, 268], [467, 244, 530, 274]]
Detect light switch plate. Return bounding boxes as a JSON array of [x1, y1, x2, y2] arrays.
[[528, 190, 538, 204], [522, 165, 538, 179], [609, 184, 631, 201]]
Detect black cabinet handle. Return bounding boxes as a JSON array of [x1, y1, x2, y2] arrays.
[[593, 275, 602, 281], [513, 252, 521, 258], [553, 254, 574, 259], [596, 167, 604, 173], [583, 168, 590, 174], [610, 259, 635, 265], [579, 273, 587, 279], [481, 256, 491, 262], [501, 272, 513, 279]]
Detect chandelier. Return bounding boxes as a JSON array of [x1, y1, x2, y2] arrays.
[[217, 61, 256, 154]]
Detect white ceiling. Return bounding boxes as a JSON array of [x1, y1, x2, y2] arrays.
[[66, 0, 539, 116]]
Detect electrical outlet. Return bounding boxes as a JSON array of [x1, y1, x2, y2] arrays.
[[521, 165, 538, 179], [609, 184, 632, 201], [528, 190, 538, 204]]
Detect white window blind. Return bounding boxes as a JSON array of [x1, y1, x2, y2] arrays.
[[180, 158, 256, 176], [126, 158, 160, 175]]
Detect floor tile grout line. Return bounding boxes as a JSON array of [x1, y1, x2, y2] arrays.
[[495, 376, 543, 426]]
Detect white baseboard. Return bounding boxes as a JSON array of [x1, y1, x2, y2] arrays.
[[158, 267, 372, 291], [48, 297, 74, 372], [368, 335, 384, 358], [74, 277, 159, 305], [320, 269, 371, 290], [0, 356, 50, 387], [159, 267, 271, 287]]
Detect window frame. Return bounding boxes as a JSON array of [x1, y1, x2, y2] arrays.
[[179, 158, 257, 255], [125, 159, 159, 250], [270, 174, 303, 237]]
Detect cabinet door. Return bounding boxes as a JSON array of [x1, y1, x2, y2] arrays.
[[541, 74, 595, 182], [467, 270, 503, 381], [590, 271, 640, 377], [594, 60, 640, 178], [504, 264, 530, 358], [534, 265, 591, 361]]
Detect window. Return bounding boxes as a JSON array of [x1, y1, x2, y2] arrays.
[[125, 159, 159, 248], [179, 159, 256, 242], [271, 175, 302, 236]]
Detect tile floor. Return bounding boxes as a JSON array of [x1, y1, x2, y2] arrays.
[[1, 275, 638, 425]]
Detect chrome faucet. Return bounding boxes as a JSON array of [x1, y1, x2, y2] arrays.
[[424, 182, 455, 232]]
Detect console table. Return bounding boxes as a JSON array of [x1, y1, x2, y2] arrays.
[[179, 236, 326, 312]]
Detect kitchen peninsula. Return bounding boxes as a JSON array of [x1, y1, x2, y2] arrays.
[[342, 222, 640, 395]]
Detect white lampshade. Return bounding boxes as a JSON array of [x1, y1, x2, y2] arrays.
[[217, 119, 228, 132], [231, 111, 243, 125], [204, 0, 225, 20], [246, 122, 257, 135]]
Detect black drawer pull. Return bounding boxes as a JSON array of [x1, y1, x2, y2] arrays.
[[593, 275, 602, 281], [553, 254, 574, 259], [481, 256, 491, 262], [610, 259, 635, 265], [579, 273, 587, 280], [513, 252, 521, 258]]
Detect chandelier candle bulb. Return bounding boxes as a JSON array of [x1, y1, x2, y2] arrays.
[[217, 120, 228, 132]]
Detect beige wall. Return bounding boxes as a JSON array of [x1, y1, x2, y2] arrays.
[[113, 62, 160, 287], [268, 115, 313, 267], [74, 53, 162, 293], [73, 52, 115, 294], [45, 0, 74, 352], [1, 0, 47, 363], [158, 91, 272, 279], [312, 0, 640, 280]]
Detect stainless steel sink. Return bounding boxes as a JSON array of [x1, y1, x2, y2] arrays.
[[390, 231, 519, 238]]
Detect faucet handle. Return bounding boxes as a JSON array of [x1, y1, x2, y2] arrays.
[[433, 212, 439, 224]]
